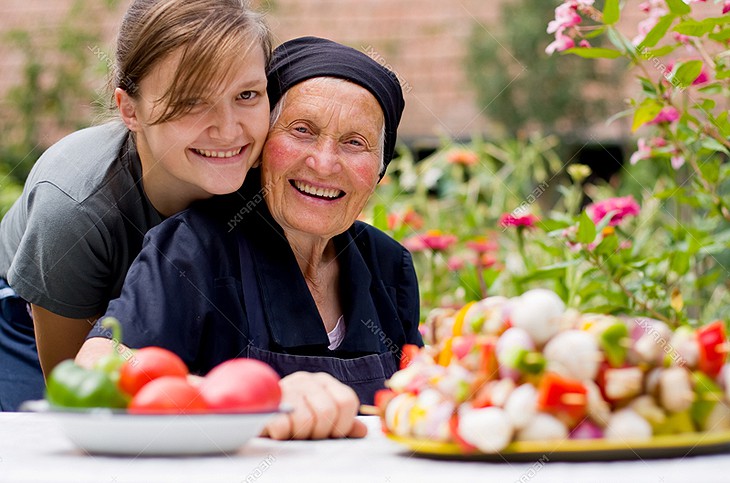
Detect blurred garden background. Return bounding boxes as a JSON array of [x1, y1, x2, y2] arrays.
[[1, 0, 728, 326]]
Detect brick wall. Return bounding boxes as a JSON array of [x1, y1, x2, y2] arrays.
[[0, 0, 724, 147]]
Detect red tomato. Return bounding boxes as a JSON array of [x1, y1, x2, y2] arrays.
[[128, 376, 207, 414], [199, 359, 281, 412], [119, 347, 189, 396], [697, 321, 728, 378]]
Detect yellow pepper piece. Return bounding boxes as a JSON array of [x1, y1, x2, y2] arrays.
[[452, 301, 476, 337]]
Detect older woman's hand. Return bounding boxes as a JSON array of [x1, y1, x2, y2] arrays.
[[261, 372, 368, 440]]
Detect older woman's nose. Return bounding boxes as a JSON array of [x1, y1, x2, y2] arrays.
[[305, 141, 343, 175]]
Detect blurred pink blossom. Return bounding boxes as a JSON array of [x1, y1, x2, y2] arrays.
[[724, 1, 730, 14], [466, 237, 499, 253], [630, 138, 652, 165], [499, 213, 539, 228], [649, 106, 680, 124], [404, 230, 458, 253], [546, 31, 576, 54], [447, 255, 466, 272], [587, 196, 641, 226]]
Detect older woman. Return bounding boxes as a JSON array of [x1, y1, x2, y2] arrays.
[[77, 37, 422, 439]]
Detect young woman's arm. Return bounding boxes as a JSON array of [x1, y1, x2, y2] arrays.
[[31, 305, 98, 378]]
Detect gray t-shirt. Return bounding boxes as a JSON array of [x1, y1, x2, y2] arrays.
[[0, 122, 163, 318]]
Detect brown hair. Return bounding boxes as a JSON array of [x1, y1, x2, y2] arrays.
[[114, 0, 271, 124]]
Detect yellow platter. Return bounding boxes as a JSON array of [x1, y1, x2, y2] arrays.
[[385, 430, 730, 462]]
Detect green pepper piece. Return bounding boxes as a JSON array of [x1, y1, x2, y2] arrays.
[[690, 371, 723, 430], [653, 410, 696, 435], [515, 349, 546, 375], [46, 360, 129, 409], [599, 322, 629, 367], [92, 317, 128, 384]]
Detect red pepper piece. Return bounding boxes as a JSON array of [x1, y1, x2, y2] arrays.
[[697, 320, 728, 378], [537, 372, 588, 425]]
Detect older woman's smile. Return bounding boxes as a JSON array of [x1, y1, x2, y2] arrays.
[[290, 180, 345, 200]]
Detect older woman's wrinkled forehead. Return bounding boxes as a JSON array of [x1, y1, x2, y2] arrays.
[[278, 78, 384, 133]]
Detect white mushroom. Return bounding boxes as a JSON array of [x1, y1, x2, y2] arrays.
[[458, 406, 514, 453], [504, 383, 538, 430], [659, 367, 695, 413], [507, 289, 565, 345], [604, 367, 643, 401], [605, 408, 652, 441], [543, 330, 601, 381], [516, 413, 569, 442], [462, 296, 508, 336], [633, 318, 672, 366], [384, 393, 417, 437], [668, 326, 699, 368], [584, 380, 611, 427]]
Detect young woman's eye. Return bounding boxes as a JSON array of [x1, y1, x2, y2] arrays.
[[237, 91, 257, 101]]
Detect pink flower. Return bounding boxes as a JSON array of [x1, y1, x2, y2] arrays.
[[633, 1, 668, 45], [630, 138, 652, 165], [478, 253, 499, 269], [466, 236, 499, 254], [547, 3, 582, 34], [579, 39, 591, 48], [403, 235, 428, 253], [422, 230, 458, 251], [404, 230, 458, 253], [671, 155, 685, 169], [546, 31, 576, 54], [499, 213, 539, 228], [447, 149, 479, 166], [447, 255, 466, 272], [724, 1, 730, 14], [649, 106, 680, 125], [587, 196, 641, 226]]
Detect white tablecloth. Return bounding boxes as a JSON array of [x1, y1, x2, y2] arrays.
[[1, 412, 730, 482]]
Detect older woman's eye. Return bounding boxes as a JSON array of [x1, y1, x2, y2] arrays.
[[293, 126, 310, 134], [237, 91, 257, 101]]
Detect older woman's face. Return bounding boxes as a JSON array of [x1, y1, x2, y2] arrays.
[[262, 78, 384, 240]]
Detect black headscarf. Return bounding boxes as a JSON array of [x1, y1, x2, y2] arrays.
[[267, 36, 405, 178]]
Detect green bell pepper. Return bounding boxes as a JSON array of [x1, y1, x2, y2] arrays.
[[46, 360, 129, 409]]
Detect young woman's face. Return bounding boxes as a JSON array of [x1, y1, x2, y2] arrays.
[[262, 78, 384, 241], [122, 44, 269, 210]]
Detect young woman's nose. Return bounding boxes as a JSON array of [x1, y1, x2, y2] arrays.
[[209, 103, 243, 143]]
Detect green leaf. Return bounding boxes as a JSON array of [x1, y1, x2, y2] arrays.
[[640, 45, 678, 59], [708, 27, 730, 42], [577, 211, 597, 244], [596, 233, 619, 256], [638, 14, 676, 49], [632, 99, 663, 132], [694, 99, 716, 111], [562, 47, 623, 59], [697, 83, 723, 95], [701, 138, 730, 156], [372, 204, 388, 231], [671, 60, 704, 88], [670, 251, 691, 276], [603, 0, 620, 25], [673, 19, 715, 36], [665, 0, 691, 15]]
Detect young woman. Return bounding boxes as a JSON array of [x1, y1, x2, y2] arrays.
[[0, 0, 272, 411]]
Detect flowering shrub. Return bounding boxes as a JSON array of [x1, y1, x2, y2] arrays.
[[365, 0, 729, 328]]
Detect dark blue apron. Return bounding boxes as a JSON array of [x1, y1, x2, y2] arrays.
[[236, 232, 397, 406], [0, 278, 44, 411]]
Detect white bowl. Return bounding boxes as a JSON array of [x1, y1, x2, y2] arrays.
[[23, 400, 286, 456]]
